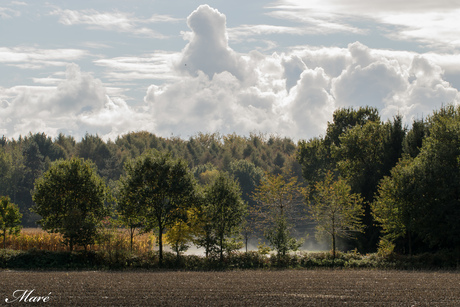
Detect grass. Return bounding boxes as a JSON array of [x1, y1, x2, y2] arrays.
[[3, 228, 155, 253], [1, 270, 459, 306]]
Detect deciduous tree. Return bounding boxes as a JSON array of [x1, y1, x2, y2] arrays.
[[165, 208, 200, 258], [333, 117, 405, 252], [203, 172, 246, 261], [372, 158, 417, 255], [309, 171, 364, 259], [229, 159, 263, 251], [0, 196, 22, 249], [252, 172, 303, 258], [116, 191, 146, 252], [118, 151, 196, 264], [374, 105, 460, 253], [32, 158, 110, 251]]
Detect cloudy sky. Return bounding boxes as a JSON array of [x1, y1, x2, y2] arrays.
[[1, 0, 460, 141]]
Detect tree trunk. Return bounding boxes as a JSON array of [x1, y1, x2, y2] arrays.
[[332, 216, 336, 260], [158, 227, 164, 266], [332, 233, 336, 260], [408, 229, 412, 256], [175, 243, 180, 258], [2, 231, 6, 249], [220, 236, 224, 262], [130, 227, 134, 252]]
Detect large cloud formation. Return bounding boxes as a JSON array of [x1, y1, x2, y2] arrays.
[[146, 5, 460, 139], [176, 5, 249, 81], [1, 64, 153, 139], [2, 5, 460, 141]]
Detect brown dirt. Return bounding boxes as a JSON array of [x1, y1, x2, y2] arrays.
[[1, 269, 459, 306]]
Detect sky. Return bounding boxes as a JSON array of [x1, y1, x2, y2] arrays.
[[1, 0, 460, 141]]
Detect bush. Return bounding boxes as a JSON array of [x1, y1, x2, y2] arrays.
[[1, 248, 458, 270], [227, 251, 269, 269]]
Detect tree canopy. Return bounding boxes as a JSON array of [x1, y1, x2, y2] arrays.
[[308, 171, 364, 258], [252, 172, 304, 257], [202, 171, 246, 261], [0, 196, 22, 249], [32, 158, 110, 251], [373, 105, 460, 254], [118, 151, 196, 263]]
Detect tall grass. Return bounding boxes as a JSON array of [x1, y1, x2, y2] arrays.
[[2, 228, 155, 254]]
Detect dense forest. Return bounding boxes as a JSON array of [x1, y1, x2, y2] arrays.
[[0, 130, 301, 226], [1, 104, 460, 256]]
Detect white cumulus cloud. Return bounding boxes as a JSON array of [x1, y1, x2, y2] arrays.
[[1, 64, 153, 140], [176, 5, 250, 81], [141, 6, 460, 141], [3, 4, 460, 142]]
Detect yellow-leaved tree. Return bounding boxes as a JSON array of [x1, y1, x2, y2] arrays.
[[165, 207, 201, 258], [308, 171, 364, 259]]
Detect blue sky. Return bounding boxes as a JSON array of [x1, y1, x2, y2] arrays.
[[1, 0, 460, 140]]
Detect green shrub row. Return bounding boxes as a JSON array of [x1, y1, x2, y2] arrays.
[[1, 249, 459, 271]]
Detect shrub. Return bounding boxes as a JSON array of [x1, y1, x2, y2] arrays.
[[1, 247, 458, 270], [227, 251, 269, 269]]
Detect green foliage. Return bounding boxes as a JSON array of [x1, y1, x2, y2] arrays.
[[0, 151, 15, 199], [325, 106, 381, 147], [332, 116, 405, 252], [1, 131, 299, 231], [118, 150, 196, 263], [192, 193, 219, 259], [228, 159, 264, 249], [402, 119, 426, 158], [309, 171, 364, 258], [372, 158, 415, 254], [252, 172, 304, 257], [54, 133, 77, 158], [202, 171, 246, 261], [377, 238, 396, 258], [335, 120, 388, 200], [165, 208, 199, 258], [265, 216, 303, 258], [32, 158, 110, 251], [297, 137, 331, 185], [297, 107, 380, 187], [0, 196, 22, 249], [0, 246, 458, 270], [257, 241, 271, 255], [223, 236, 244, 256], [373, 104, 460, 254], [3, 104, 460, 258]]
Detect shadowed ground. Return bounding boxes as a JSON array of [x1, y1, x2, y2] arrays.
[[1, 270, 459, 306]]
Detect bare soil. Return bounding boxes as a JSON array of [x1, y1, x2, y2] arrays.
[[1, 269, 459, 306]]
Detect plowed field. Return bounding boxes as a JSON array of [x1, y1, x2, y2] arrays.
[[1, 270, 459, 306]]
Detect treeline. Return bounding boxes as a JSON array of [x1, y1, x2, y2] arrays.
[[1, 104, 460, 257], [298, 105, 460, 256], [0, 131, 300, 227]]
